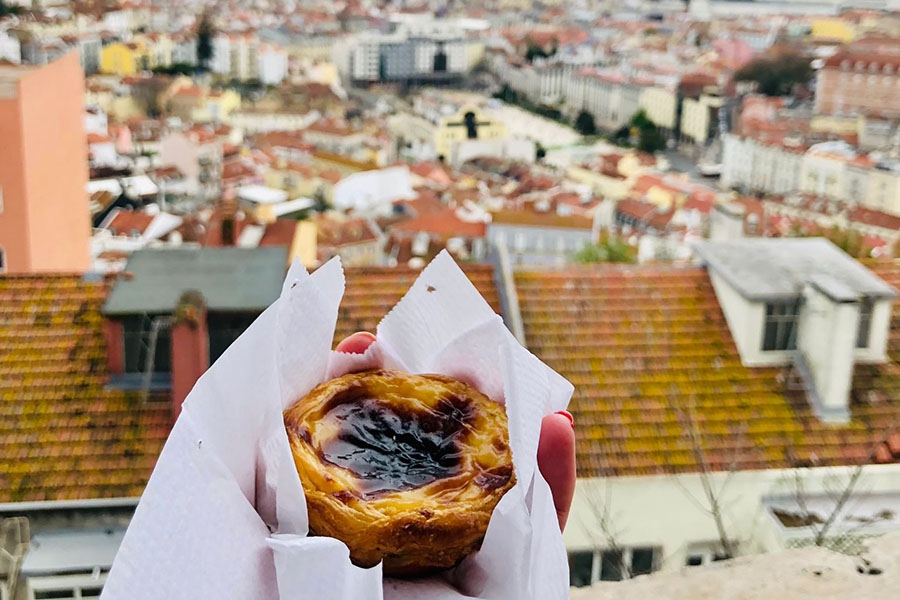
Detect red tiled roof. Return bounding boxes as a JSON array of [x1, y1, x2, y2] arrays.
[[0, 276, 170, 502], [260, 219, 298, 248], [105, 210, 155, 236], [256, 131, 309, 152], [616, 198, 657, 221], [306, 119, 360, 137], [823, 49, 900, 71], [87, 133, 113, 145], [149, 165, 183, 180], [221, 159, 258, 182], [335, 266, 501, 344], [1, 265, 501, 502], [850, 206, 900, 231], [515, 265, 900, 478], [390, 208, 486, 239], [316, 215, 379, 250], [491, 210, 592, 230], [173, 85, 203, 97]]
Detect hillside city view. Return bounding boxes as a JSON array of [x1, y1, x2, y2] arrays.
[[3, 0, 900, 598]]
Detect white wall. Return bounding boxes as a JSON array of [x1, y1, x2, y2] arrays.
[[857, 300, 892, 362], [211, 36, 231, 75], [707, 271, 789, 366], [566, 463, 900, 573], [258, 48, 287, 86], [797, 283, 859, 421], [0, 31, 22, 64]]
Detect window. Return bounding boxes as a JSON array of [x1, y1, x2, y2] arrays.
[[569, 551, 594, 588], [600, 549, 624, 581], [29, 576, 105, 599], [208, 313, 259, 363], [121, 314, 172, 374], [0, 247, 5, 274], [762, 299, 801, 351], [569, 547, 661, 587], [685, 542, 732, 567], [857, 298, 873, 348], [631, 547, 656, 576]]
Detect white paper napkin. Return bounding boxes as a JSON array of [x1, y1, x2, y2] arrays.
[[102, 251, 573, 600]]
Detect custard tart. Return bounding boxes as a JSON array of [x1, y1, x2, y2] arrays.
[[283, 369, 515, 576]]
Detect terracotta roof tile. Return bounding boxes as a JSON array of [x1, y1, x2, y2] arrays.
[[104, 210, 155, 236], [491, 210, 592, 230], [335, 266, 501, 345], [515, 264, 900, 478], [0, 276, 170, 502], [389, 208, 486, 239], [850, 206, 900, 230]]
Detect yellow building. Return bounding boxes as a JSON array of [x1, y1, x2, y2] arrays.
[[566, 152, 653, 201], [264, 161, 336, 202], [640, 86, 678, 131], [466, 41, 486, 70], [193, 89, 242, 123], [145, 33, 175, 69], [810, 18, 856, 43], [100, 41, 152, 76], [85, 83, 144, 121], [680, 94, 724, 146], [435, 105, 507, 163]]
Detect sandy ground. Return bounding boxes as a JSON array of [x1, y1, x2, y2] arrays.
[[570, 534, 899, 599]]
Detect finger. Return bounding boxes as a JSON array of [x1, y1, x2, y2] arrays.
[[537, 411, 576, 532], [335, 331, 376, 354]]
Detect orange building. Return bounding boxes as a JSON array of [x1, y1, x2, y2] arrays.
[[0, 52, 90, 274]]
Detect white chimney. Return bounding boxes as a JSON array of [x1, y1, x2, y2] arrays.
[[710, 202, 745, 241], [795, 276, 860, 424]]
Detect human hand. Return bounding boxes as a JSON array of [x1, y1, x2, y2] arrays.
[[335, 332, 576, 532]]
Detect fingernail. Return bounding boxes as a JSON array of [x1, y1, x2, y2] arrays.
[[556, 410, 575, 429]]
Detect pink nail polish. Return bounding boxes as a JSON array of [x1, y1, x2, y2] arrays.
[[556, 410, 575, 429]]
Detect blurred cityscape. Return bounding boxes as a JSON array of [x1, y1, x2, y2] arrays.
[[2, 0, 900, 597]]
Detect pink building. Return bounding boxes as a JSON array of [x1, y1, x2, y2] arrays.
[[0, 52, 90, 273]]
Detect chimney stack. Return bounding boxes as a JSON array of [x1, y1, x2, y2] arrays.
[[710, 202, 746, 241], [220, 187, 238, 246], [796, 276, 859, 424], [171, 290, 209, 422]]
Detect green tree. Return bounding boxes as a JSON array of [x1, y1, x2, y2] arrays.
[[574, 110, 598, 136], [492, 84, 519, 104], [734, 52, 813, 97], [0, 0, 22, 16], [574, 237, 637, 264], [524, 36, 557, 63], [638, 124, 667, 154], [630, 109, 654, 130], [615, 109, 667, 153], [196, 13, 215, 72], [152, 63, 196, 76]]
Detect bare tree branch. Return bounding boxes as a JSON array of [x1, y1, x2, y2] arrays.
[[674, 395, 739, 559], [583, 479, 632, 579], [789, 421, 900, 551]]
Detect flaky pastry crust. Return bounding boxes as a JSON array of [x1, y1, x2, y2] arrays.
[[283, 369, 515, 576]]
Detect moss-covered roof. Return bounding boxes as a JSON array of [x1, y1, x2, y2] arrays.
[[335, 265, 501, 346], [0, 276, 171, 503], [0, 265, 501, 503], [516, 264, 900, 478]]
